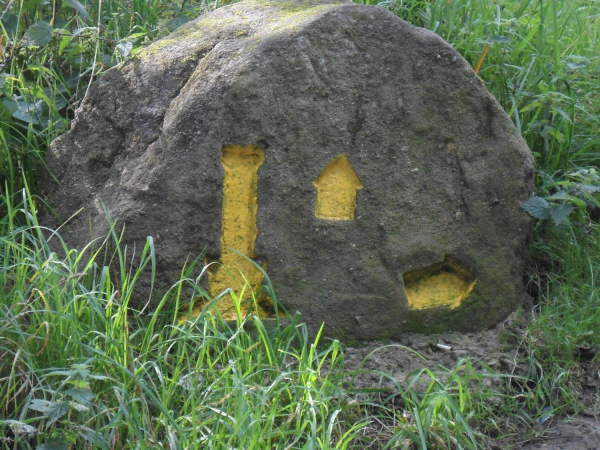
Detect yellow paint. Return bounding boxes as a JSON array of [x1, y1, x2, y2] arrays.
[[403, 260, 477, 310], [203, 145, 267, 319], [313, 154, 363, 220]]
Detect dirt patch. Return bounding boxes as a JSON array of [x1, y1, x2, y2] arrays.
[[520, 416, 600, 449], [343, 319, 521, 391], [342, 316, 600, 448]]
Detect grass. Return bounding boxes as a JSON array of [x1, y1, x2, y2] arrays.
[[0, 188, 482, 448], [0, 0, 599, 448]]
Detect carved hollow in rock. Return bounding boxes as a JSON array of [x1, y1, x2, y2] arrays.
[[313, 154, 363, 220], [202, 145, 270, 319], [403, 259, 477, 310]]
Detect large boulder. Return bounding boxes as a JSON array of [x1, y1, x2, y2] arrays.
[[42, 0, 534, 340]]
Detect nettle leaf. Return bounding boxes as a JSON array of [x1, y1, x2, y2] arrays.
[[24, 21, 54, 47], [78, 426, 108, 446], [65, 0, 90, 20], [29, 399, 52, 412], [162, 14, 190, 32], [0, 13, 19, 38], [29, 399, 70, 428], [46, 402, 71, 427], [115, 41, 133, 60], [549, 204, 574, 226], [65, 388, 94, 404], [100, 53, 113, 66], [2, 97, 18, 114], [1, 420, 38, 435], [522, 196, 551, 219], [546, 190, 569, 200], [65, 379, 89, 389], [72, 27, 90, 38], [578, 184, 600, 194], [12, 98, 45, 125]]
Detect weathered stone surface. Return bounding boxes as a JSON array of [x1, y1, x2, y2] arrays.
[[42, 0, 534, 340]]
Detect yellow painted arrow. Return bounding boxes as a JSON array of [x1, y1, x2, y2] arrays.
[[313, 154, 363, 220]]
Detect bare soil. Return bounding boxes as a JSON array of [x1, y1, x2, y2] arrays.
[[343, 314, 600, 449], [520, 416, 600, 450]]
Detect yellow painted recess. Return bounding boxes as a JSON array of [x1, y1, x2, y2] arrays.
[[403, 260, 477, 310], [199, 145, 267, 319], [313, 154, 363, 220]]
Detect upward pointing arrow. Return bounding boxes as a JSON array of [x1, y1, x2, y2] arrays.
[[313, 154, 363, 221]]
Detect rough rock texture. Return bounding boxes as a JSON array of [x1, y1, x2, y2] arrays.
[[42, 0, 534, 341]]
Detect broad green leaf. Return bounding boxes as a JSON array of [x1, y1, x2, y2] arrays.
[[29, 399, 70, 427], [28, 399, 52, 413], [64, 379, 89, 389], [161, 14, 190, 32], [65, 0, 90, 20], [521, 196, 550, 219], [549, 204, 574, 226], [58, 35, 71, 55], [72, 27, 90, 38], [12, 99, 45, 125], [546, 190, 568, 200], [115, 41, 133, 59], [24, 21, 54, 47], [79, 426, 108, 446], [64, 388, 94, 404], [2, 98, 17, 114], [100, 53, 113, 66], [45, 402, 70, 427], [0, 13, 19, 38], [0, 420, 37, 435]]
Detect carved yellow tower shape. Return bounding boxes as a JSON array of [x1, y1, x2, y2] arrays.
[[313, 154, 363, 220], [207, 145, 266, 318]]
